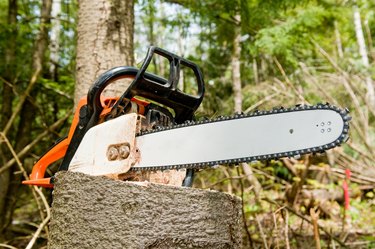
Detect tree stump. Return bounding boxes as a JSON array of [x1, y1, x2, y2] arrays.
[[48, 171, 243, 249]]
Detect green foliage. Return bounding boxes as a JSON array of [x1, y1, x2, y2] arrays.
[[254, 5, 335, 68]]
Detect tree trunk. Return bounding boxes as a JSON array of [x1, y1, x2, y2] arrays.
[[1, 0, 17, 128], [231, 20, 242, 114], [364, 18, 375, 61], [231, 15, 261, 198], [49, 0, 61, 80], [0, 0, 18, 239], [0, 0, 52, 239], [252, 58, 259, 84], [75, 0, 134, 103], [334, 21, 344, 59], [353, 5, 375, 108], [48, 171, 243, 248]]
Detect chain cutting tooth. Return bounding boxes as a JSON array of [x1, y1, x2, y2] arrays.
[[294, 154, 301, 159], [272, 107, 279, 113], [344, 115, 352, 121]]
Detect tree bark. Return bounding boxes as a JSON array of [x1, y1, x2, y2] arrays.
[[0, 0, 18, 238], [2, 0, 52, 136], [334, 21, 344, 59], [49, 0, 61, 80], [1, 0, 17, 128], [48, 171, 243, 248], [231, 20, 242, 114], [353, 5, 375, 108], [231, 15, 261, 198], [75, 0, 186, 186], [75, 0, 134, 103], [0, 0, 52, 240]]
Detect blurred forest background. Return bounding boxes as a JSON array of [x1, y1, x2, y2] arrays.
[[0, 0, 374, 248]]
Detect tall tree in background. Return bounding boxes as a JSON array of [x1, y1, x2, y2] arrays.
[[75, 0, 134, 103], [0, 0, 18, 240], [353, 4, 375, 108], [49, 0, 61, 80], [0, 0, 52, 240]]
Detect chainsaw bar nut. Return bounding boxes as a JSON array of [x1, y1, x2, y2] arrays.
[[107, 146, 119, 161], [119, 143, 130, 159]]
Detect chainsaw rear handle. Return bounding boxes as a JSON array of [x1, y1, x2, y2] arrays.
[[86, 67, 140, 129], [98, 46, 205, 123]]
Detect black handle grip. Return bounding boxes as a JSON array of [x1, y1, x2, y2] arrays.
[[86, 66, 170, 125], [105, 46, 205, 123], [87, 47, 205, 124]]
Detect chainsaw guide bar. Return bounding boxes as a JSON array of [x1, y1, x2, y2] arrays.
[[132, 103, 351, 172]]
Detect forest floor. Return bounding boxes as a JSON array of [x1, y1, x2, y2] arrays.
[[196, 163, 375, 249]]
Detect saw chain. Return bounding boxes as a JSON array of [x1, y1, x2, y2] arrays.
[[132, 103, 351, 172]]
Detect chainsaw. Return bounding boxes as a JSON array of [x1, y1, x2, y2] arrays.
[[22, 46, 351, 188]]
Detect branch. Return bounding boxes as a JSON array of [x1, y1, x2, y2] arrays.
[[256, 214, 269, 249], [312, 41, 369, 137], [244, 92, 280, 113], [273, 57, 307, 104], [310, 208, 321, 249], [0, 109, 71, 175], [0, 244, 18, 249], [25, 186, 51, 249], [263, 197, 348, 248], [236, 167, 255, 249], [0, 133, 50, 240], [2, 68, 41, 136], [284, 209, 290, 249]]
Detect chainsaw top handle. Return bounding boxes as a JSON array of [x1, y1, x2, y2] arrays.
[[98, 46, 205, 123]]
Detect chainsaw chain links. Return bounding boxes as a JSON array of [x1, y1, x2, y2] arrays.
[[130, 103, 351, 172]]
